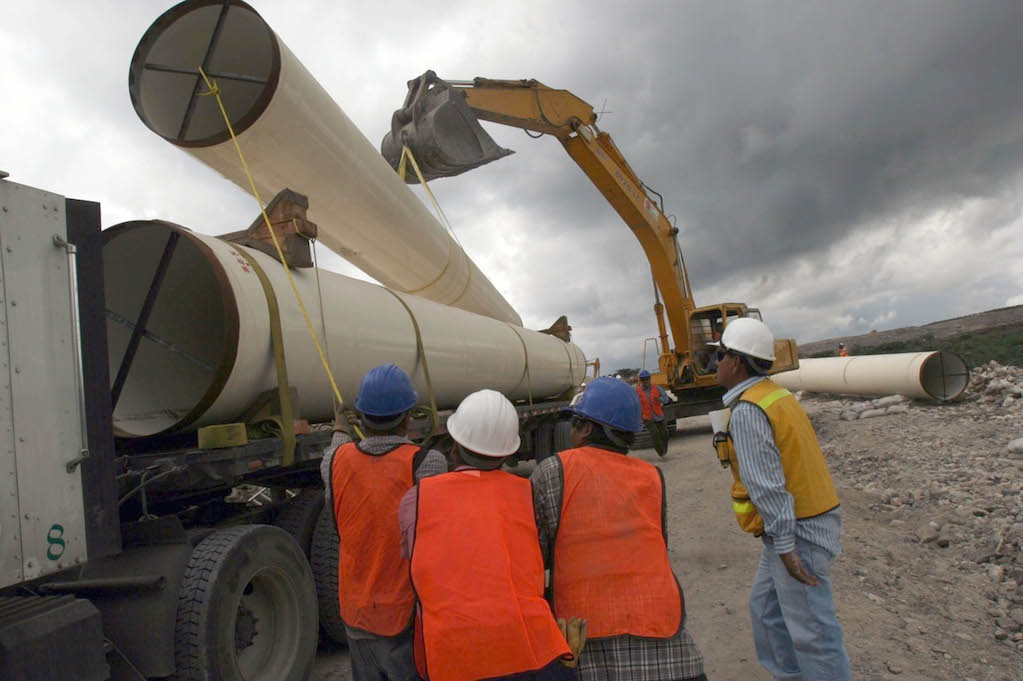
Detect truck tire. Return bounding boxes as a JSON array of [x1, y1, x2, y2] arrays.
[[553, 420, 573, 454], [533, 422, 555, 462], [172, 525, 317, 681], [310, 505, 347, 645], [273, 488, 325, 556]]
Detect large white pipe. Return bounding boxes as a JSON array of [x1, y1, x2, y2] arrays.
[[103, 221, 585, 438], [772, 352, 969, 401], [128, 0, 521, 326]]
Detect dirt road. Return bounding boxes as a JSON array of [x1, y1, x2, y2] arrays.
[[313, 412, 1023, 681]]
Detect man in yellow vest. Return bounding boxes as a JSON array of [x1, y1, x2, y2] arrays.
[[398, 390, 581, 681], [712, 318, 851, 680], [321, 363, 447, 681], [532, 377, 707, 681]]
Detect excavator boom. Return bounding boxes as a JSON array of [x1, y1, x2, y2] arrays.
[[380, 73, 796, 385]]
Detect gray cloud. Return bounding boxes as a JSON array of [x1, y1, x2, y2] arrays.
[[2, 0, 1022, 373]]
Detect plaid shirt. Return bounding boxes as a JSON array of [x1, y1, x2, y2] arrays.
[[531, 454, 706, 681]]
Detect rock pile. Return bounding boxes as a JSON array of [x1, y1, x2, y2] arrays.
[[800, 365, 1023, 652]]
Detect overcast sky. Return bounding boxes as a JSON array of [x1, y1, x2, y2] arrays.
[[3, 1, 1022, 373]]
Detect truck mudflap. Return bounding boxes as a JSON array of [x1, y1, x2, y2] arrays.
[[381, 70, 513, 182], [0, 594, 108, 681]]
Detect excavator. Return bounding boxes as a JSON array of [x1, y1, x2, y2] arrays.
[[381, 71, 798, 417]]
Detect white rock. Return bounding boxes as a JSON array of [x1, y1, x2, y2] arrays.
[[886, 404, 910, 415], [860, 408, 888, 419], [874, 395, 908, 408], [839, 410, 860, 421], [1008, 438, 1023, 454]]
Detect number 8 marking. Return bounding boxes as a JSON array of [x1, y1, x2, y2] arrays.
[[46, 524, 65, 560]]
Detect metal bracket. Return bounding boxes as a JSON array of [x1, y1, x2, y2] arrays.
[[66, 449, 90, 473]]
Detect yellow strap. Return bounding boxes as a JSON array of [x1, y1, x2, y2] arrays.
[[757, 388, 792, 411], [235, 248, 296, 465], [381, 288, 440, 433], [197, 67, 362, 440], [504, 323, 533, 405], [732, 500, 756, 514], [396, 145, 472, 301]]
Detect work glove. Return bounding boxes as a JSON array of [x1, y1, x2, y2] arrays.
[[332, 405, 359, 435], [557, 617, 587, 668]]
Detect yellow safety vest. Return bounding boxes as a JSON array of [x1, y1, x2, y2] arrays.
[[714, 379, 840, 536]]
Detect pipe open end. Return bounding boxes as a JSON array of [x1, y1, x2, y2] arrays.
[[103, 221, 238, 437], [920, 351, 970, 401], [128, 0, 280, 147]]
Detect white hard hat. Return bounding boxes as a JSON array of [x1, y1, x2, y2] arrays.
[[718, 317, 776, 361], [447, 389, 521, 457]]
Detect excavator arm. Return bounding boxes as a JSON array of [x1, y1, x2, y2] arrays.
[[382, 74, 695, 379]]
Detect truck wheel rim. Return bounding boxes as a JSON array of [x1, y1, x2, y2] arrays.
[[235, 565, 300, 680]]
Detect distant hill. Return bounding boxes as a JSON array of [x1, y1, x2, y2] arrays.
[[798, 305, 1023, 368]]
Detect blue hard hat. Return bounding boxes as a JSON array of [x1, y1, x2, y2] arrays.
[[354, 364, 418, 417], [564, 377, 643, 433], [638, 369, 651, 379]]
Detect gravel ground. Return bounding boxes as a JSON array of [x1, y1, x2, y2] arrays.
[[314, 366, 1023, 680]]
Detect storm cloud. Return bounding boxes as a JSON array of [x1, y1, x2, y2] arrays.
[[2, 1, 1022, 372]]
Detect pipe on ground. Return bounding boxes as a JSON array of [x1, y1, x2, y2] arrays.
[[103, 221, 585, 438], [771, 352, 970, 401], [128, 0, 522, 326]]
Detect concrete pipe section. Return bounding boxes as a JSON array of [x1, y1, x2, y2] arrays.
[[128, 0, 522, 326], [103, 221, 586, 438], [772, 352, 970, 401]]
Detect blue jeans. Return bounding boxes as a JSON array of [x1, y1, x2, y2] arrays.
[[749, 538, 851, 681]]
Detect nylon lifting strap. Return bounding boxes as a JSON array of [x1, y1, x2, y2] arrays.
[[235, 247, 296, 466], [197, 66, 363, 440], [381, 288, 440, 433], [397, 146, 473, 302], [504, 323, 534, 405]]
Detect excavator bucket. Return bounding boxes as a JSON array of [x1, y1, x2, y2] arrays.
[[381, 70, 513, 183]]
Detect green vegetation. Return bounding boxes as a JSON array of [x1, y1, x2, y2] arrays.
[[846, 328, 1023, 368]]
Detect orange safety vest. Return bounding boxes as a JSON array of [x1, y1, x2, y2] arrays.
[[839, 348, 849, 357], [552, 447, 683, 639], [330, 441, 419, 636], [714, 379, 840, 536], [411, 470, 570, 681], [636, 384, 664, 420]]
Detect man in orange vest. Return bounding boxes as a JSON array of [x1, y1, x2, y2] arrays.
[[321, 363, 447, 681], [399, 390, 581, 681], [712, 318, 850, 680], [531, 378, 708, 681], [637, 369, 670, 457], [838, 343, 849, 357]]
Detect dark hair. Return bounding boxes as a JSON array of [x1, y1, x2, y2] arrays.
[[743, 355, 774, 376], [572, 416, 635, 453]]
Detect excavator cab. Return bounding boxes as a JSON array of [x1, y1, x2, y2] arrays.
[[380, 70, 513, 183]]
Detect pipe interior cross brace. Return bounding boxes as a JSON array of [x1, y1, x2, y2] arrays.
[[110, 232, 180, 409]]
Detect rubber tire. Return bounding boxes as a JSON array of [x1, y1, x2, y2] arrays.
[[310, 505, 348, 645], [172, 525, 317, 681], [273, 488, 325, 556], [533, 422, 555, 462], [553, 420, 573, 454]]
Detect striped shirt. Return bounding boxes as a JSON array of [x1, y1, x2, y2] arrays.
[[723, 376, 842, 556], [531, 454, 707, 681]]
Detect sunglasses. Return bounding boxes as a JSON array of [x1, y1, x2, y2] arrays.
[[715, 348, 737, 362]]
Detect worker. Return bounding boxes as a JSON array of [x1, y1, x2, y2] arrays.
[[838, 343, 849, 357], [531, 377, 708, 681], [569, 379, 588, 407], [636, 369, 671, 457], [398, 389, 582, 681], [320, 363, 447, 681], [711, 318, 851, 680]]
